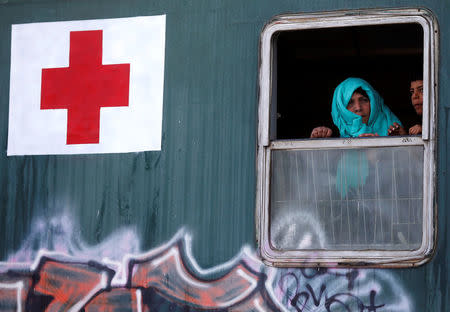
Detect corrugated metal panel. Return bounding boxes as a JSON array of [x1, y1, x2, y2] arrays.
[[0, 0, 448, 311]]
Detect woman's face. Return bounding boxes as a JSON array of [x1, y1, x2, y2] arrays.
[[347, 91, 371, 124]]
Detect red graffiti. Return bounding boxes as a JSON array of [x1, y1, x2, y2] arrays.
[[84, 288, 142, 312], [1, 237, 282, 311], [31, 259, 113, 311], [130, 246, 260, 309]]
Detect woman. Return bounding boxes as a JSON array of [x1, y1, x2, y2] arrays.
[[310, 77, 406, 138], [312, 78, 407, 196]]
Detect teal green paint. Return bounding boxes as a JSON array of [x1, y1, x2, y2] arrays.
[[0, 0, 448, 310]]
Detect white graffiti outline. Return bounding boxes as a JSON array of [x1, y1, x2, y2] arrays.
[[0, 281, 24, 312]]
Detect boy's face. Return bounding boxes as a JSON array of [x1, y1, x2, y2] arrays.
[[410, 80, 423, 115]]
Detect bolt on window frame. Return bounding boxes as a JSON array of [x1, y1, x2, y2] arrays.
[[256, 8, 438, 267]]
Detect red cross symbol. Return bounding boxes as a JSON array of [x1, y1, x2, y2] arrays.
[[41, 30, 130, 145]]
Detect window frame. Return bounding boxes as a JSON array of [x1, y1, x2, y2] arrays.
[[256, 8, 438, 267]]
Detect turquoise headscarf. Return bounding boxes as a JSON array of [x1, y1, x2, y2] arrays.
[[331, 78, 402, 137], [336, 150, 369, 197]]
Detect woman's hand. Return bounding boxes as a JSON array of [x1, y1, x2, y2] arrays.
[[409, 124, 422, 135], [388, 122, 407, 136], [358, 133, 379, 137], [310, 127, 333, 138]]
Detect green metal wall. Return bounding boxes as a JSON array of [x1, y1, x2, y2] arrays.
[[0, 0, 448, 311]]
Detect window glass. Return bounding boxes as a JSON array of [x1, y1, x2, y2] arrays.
[[270, 146, 423, 250]]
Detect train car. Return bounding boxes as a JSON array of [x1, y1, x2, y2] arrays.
[[0, 0, 447, 311]]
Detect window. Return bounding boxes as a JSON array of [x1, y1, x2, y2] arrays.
[[256, 8, 438, 267]]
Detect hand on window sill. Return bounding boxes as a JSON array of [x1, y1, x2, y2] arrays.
[[409, 124, 422, 135], [310, 126, 333, 138], [388, 122, 407, 136], [358, 133, 379, 137]]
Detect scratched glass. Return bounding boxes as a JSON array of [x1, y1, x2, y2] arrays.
[[270, 146, 423, 250]]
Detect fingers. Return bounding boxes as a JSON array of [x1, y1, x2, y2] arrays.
[[310, 128, 324, 138], [409, 124, 422, 135], [310, 127, 332, 138], [358, 133, 379, 137], [388, 123, 407, 136], [388, 123, 401, 135], [415, 125, 422, 134]]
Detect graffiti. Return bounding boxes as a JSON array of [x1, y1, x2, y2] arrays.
[[273, 268, 412, 311], [0, 215, 412, 311]]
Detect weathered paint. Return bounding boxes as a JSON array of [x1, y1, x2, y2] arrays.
[[0, 0, 448, 311]]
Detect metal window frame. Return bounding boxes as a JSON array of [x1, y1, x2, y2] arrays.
[[256, 8, 438, 267]]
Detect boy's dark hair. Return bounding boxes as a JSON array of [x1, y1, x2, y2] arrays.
[[410, 72, 423, 82]]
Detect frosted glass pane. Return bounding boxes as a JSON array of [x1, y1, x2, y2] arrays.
[[270, 146, 423, 250]]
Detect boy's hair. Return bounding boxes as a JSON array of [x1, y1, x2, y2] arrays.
[[410, 72, 423, 82]]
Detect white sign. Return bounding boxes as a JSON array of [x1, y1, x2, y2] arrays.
[[8, 16, 165, 155]]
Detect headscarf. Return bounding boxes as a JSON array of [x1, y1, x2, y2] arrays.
[[331, 77, 402, 137], [336, 150, 369, 197]]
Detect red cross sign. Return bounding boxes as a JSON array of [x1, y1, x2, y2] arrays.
[[41, 30, 130, 145], [8, 16, 165, 156]]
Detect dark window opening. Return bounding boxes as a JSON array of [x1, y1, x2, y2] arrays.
[[274, 23, 423, 139]]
